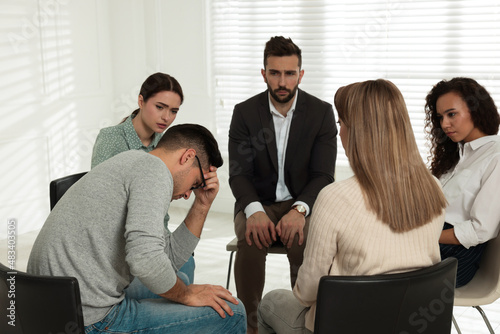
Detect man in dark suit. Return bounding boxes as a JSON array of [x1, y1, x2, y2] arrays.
[[228, 36, 337, 333]]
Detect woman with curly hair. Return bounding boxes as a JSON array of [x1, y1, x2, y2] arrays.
[[425, 77, 500, 287]]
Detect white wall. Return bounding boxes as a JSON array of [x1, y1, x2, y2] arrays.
[[104, 0, 236, 214], [0, 0, 229, 238], [0, 0, 113, 237]]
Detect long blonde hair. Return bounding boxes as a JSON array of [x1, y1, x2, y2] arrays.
[[334, 79, 447, 232]]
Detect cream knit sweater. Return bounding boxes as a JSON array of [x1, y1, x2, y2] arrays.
[[293, 176, 445, 331]]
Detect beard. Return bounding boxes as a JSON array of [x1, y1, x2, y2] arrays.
[[268, 82, 299, 104]]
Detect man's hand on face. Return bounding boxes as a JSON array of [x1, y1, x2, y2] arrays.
[[193, 166, 219, 208]]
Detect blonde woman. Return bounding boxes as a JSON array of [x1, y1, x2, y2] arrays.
[[258, 79, 447, 333]]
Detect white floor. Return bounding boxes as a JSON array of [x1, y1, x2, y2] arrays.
[[2, 205, 499, 333]]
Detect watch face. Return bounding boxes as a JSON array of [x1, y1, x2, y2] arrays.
[[294, 205, 306, 213]]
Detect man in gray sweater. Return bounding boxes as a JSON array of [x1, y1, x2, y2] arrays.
[[28, 124, 246, 333]]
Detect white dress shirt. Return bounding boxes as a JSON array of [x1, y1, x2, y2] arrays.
[[244, 91, 310, 219], [440, 135, 500, 248]]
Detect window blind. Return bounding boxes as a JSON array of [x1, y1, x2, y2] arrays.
[[209, 0, 500, 168]]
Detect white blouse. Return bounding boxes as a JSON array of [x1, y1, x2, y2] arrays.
[[440, 135, 500, 248]]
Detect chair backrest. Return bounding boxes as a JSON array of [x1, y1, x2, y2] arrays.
[[314, 258, 458, 334], [454, 229, 500, 306], [50, 172, 87, 210], [0, 262, 84, 334], [474, 229, 500, 299]]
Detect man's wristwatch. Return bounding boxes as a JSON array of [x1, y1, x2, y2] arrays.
[[292, 205, 306, 216]]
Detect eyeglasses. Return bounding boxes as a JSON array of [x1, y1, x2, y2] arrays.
[[190, 155, 206, 190]]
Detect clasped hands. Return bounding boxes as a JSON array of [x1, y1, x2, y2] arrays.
[[245, 209, 305, 249]]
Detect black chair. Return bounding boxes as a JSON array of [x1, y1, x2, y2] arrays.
[[0, 172, 88, 333], [50, 171, 87, 210], [0, 262, 84, 334], [314, 257, 458, 334]]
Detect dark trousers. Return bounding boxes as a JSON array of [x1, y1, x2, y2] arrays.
[[234, 199, 310, 329], [440, 223, 487, 288]]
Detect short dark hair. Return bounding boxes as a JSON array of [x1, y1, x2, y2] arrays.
[[157, 124, 223, 169], [425, 77, 500, 177], [263, 36, 302, 69]]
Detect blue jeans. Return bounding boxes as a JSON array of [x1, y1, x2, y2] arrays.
[[165, 215, 195, 284], [179, 255, 195, 284], [85, 279, 247, 334]]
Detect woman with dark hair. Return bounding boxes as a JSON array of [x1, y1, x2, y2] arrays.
[[258, 79, 447, 333], [91, 72, 195, 285], [425, 77, 500, 287], [91, 72, 184, 168]]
